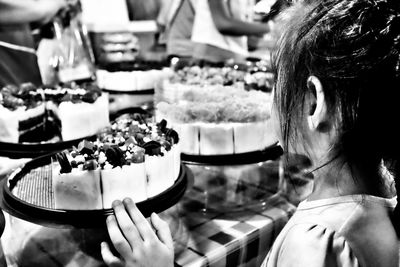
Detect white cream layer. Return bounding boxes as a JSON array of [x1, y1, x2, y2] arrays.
[[53, 144, 181, 210], [96, 69, 167, 91], [164, 121, 277, 155], [57, 93, 110, 140]]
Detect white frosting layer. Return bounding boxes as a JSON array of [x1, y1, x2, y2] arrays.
[[165, 121, 277, 155], [101, 164, 147, 208], [174, 123, 200, 155], [145, 153, 174, 198], [233, 121, 275, 153], [96, 69, 167, 91], [53, 168, 103, 210], [199, 124, 234, 155], [58, 93, 110, 140]]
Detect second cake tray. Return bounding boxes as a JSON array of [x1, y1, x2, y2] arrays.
[[181, 143, 283, 166]]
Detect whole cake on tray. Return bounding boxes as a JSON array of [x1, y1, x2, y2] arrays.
[[0, 83, 109, 143], [156, 84, 276, 155], [53, 115, 181, 210]]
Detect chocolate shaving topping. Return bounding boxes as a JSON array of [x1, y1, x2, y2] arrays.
[[81, 91, 98, 103], [134, 133, 145, 145], [157, 119, 167, 133], [143, 140, 162, 156], [159, 139, 171, 151], [133, 113, 147, 126], [82, 159, 98, 171], [56, 151, 72, 173], [105, 145, 126, 167], [165, 128, 179, 145], [78, 140, 95, 155]]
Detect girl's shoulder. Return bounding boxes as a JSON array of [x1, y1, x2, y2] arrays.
[[273, 195, 398, 267]]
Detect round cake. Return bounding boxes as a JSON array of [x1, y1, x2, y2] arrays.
[[53, 115, 180, 210], [158, 64, 274, 104], [156, 84, 277, 155], [0, 83, 110, 143]]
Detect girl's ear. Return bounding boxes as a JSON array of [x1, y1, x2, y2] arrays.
[[306, 75, 329, 132]]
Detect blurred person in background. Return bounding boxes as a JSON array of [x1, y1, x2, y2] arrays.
[[191, 0, 272, 63], [158, 0, 278, 64], [0, 0, 68, 87], [126, 0, 161, 21], [157, 0, 197, 61]]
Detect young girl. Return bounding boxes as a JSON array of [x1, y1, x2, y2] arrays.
[[100, 0, 400, 266]]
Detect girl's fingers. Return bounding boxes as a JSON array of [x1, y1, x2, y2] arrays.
[[105, 215, 134, 259], [100, 242, 124, 267], [123, 198, 158, 241], [150, 212, 174, 250], [112, 200, 143, 248]]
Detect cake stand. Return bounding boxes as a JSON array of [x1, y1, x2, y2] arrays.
[[0, 153, 191, 228], [181, 143, 286, 213]]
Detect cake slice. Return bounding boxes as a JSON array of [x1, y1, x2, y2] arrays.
[[53, 151, 103, 210], [101, 163, 147, 208], [54, 89, 109, 141], [233, 121, 270, 153], [0, 84, 48, 143], [176, 123, 200, 155], [199, 123, 234, 155]]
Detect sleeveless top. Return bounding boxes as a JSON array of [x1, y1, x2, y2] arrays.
[[191, 0, 250, 62]]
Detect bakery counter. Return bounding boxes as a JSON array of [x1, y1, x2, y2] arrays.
[[0, 157, 304, 267]]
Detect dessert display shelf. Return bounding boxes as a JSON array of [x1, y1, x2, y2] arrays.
[[181, 142, 283, 166], [0, 153, 190, 228]]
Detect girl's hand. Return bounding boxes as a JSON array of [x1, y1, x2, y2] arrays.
[[101, 198, 175, 267]]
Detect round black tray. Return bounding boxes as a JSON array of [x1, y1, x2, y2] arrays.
[[102, 88, 155, 95], [0, 154, 190, 228], [181, 143, 283, 166], [0, 135, 97, 159]]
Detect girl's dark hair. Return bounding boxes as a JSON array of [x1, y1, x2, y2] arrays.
[[273, 0, 400, 234]]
